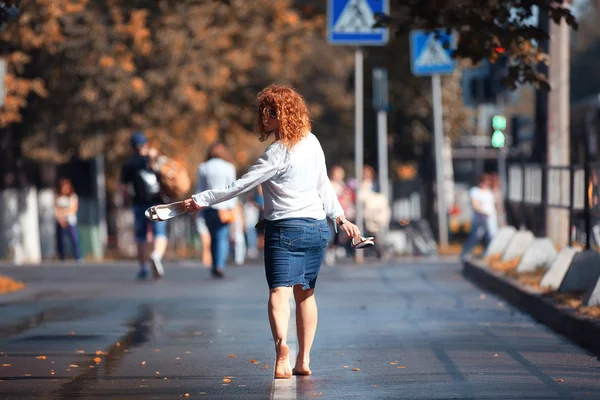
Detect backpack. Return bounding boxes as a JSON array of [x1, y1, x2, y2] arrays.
[[153, 156, 191, 201]]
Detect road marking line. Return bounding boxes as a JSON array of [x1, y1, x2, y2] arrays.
[[270, 297, 297, 400]]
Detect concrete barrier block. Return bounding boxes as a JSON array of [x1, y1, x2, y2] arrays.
[[484, 226, 516, 258], [559, 250, 600, 293], [539, 247, 582, 291], [516, 238, 558, 273], [501, 230, 535, 261], [584, 276, 600, 306]]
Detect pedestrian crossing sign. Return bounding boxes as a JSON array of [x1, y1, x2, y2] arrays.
[[327, 0, 389, 46], [410, 30, 456, 76]]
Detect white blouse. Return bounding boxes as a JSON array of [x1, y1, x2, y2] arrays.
[[192, 133, 344, 222]]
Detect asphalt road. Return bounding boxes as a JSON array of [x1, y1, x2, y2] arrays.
[[0, 259, 599, 400]]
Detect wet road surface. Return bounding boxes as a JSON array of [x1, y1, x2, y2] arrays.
[[0, 260, 599, 399]]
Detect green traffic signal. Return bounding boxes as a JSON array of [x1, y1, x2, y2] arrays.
[[491, 130, 505, 148], [492, 115, 506, 131]]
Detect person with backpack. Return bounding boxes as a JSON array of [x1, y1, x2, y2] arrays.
[[120, 132, 168, 280]]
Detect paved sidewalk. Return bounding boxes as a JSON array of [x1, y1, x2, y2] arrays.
[[0, 261, 599, 399]]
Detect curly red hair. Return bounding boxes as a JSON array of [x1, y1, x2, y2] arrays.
[[255, 84, 311, 149]]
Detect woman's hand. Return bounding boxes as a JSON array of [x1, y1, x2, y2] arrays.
[[183, 197, 204, 213], [336, 216, 361, 240]]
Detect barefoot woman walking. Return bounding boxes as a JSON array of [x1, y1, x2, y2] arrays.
[[183, 84, 361, 378]]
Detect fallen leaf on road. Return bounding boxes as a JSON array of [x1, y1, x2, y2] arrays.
[[2, 364, 10, 367], [24, 373, 31, 377], [183, 394, 190, 398], [36, 356, 47, 360], [155, 371, 160, 375], [69, 364, 79, 368], [93, 357, 101, 364], [343, 366, 348, 368], [227, 354, 236, 358], [494, 353, 498, 357], [398, 366, 406, 369], [352, 368, 360, 371], [50, 370, 55, 375], [312, 392, 322, 396], [154, 349, 160, 353], [76, 350, 85, 354], [556, 379, 565, 383], [141, 361, 146, 365], [390, 361, 397, 365], [223, 378, 231, 383], [374, 385, 379, 388], [116, 342, 120, 347], [185, 351, 193, 354], [249, 359, 260, 364], [198, 392, 206, 395], [164, 377, 168, 380], [264, 365, 269, 369], [95, 351, 104, 355], [176, 357, 181, 360]]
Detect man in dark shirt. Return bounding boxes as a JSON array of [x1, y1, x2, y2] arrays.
[[120, 132, 168, 279]]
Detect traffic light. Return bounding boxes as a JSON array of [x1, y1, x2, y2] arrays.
[[491, 114, 506, 148]]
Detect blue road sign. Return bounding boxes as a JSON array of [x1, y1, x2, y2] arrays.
[[327, 0, 389, 46], [410, 30, 456, 76]]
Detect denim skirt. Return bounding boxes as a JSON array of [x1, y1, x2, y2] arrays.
[[264, 218, 329, 290]]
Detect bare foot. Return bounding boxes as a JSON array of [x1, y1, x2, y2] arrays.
[[292, 362, 312, 376], [274, 343, 292, 379]]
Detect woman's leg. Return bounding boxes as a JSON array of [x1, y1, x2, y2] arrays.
[[67, 224, 83, 261], [269, 286, 293, 379], [293, 285, 317, 375], [56, 223, 66, 260]]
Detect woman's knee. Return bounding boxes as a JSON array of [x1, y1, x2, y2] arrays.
[[293, 285, 314, 300]]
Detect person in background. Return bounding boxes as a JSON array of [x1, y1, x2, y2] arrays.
[[120, 131, 168, 280], [54, 178, 83, 262], [196, 142, 237, 278], [461, 174, 496, 261], [325, 165, 354, 264], [181, 84, 361, 379], [357, 166, 391, 258], [361, 164, 379, 193]]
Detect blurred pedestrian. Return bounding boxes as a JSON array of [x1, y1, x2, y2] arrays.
[[196, 141, 237, 278], [54, 178, 83, 262], [325, 165, 354, 264], [358, 166, 391, 258], [120, 131, 168, 280], [182, 84, 362, 379], [461, 174, 496, 261]]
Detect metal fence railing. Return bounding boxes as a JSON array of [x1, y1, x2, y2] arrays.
[[506, 161, 600, 249]]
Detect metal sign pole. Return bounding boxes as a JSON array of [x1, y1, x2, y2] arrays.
[[431, 73, 448, 247], [355, 47, 364, 262], [377, 109, 389, 201]]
